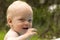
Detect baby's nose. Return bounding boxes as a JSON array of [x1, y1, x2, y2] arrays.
[[24, 21, 30, 26], [24, 21, 29, 24]]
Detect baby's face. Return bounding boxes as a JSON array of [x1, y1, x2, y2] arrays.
[[11, 9, 33, 34]]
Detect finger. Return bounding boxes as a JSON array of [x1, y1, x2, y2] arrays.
[[28, 28, 37, 33], [32, 32, 37, 35], [31, 28, 37, 32]]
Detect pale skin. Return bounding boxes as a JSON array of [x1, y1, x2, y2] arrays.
[[5, 1, 37, 40]]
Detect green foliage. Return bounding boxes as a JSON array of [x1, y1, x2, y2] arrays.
[[0, 0, 60, 39], [33, 6, 60, 38], [0, 30, 6, 40]]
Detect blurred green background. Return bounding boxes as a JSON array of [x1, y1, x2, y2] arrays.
[[0, 0, 60, 40]]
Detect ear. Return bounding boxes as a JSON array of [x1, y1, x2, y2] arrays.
[[7, 18, 12, 27]]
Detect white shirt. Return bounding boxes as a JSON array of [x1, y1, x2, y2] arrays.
[[4, 29, 29, 40]]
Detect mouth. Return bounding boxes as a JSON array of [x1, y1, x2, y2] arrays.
[[22, 27, 29, 30]]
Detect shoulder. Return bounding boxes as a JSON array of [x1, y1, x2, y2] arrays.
[[4, 29, 18, 40], [6, 29, 18, 36]]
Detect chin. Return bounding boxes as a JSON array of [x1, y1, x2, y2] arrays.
[[19, 30, 27, 35]]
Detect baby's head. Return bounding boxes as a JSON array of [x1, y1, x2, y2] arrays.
[[6, 1, 33, 34]]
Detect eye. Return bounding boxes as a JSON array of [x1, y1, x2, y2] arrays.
[[28, 19, 32, 22], [18, 18, 25, 22]]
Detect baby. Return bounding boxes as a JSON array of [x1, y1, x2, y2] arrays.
[[4, 1, 37, 40]]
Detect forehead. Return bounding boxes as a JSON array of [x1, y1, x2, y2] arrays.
[[11, 5, 33, 19], [14, 11, 33, 20], [7, 1, 33, 19]]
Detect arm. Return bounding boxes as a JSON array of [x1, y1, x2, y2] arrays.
[[6, 28, 37, 40], [6, 35, 28, 40]]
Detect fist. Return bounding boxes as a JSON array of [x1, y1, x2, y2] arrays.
[[25, 28, 37, 37]]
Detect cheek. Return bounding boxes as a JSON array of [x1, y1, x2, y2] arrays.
[[30, 23, 32, 28], [13, 23, 23, 33], [12, 22, 23, 30], [14, 23, 22, 29]]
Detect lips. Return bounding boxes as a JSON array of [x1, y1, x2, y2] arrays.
[[22, 27, 28, 30]]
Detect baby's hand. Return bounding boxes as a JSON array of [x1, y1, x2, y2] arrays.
[[19, 28, 37, 40], [24, 28, 37, 37]]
